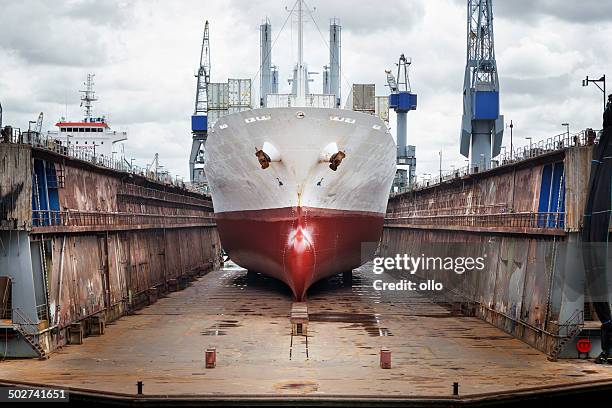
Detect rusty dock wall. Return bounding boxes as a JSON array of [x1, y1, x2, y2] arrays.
[[1, 141, 221, 358], [383, 142, 608, 357]]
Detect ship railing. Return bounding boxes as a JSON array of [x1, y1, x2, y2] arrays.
[[409, 128, 601, 192], [32, 210, 216, 228], [384, 212, 565, 230]]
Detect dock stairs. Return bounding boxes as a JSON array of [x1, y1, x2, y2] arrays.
[[548, 310, 584, 362]]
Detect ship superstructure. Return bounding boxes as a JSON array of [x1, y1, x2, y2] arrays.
[[49, 74, 127, 158]]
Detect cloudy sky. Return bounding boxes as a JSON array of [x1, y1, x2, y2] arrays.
[[1, 0, 610, 180]]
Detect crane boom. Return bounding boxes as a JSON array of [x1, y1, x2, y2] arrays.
[[194, 20, 210, 115]]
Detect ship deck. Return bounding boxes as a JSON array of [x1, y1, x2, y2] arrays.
[[1, 262, 611, 405]]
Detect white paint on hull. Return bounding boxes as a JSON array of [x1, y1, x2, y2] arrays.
[[204, 107, 396, 214]]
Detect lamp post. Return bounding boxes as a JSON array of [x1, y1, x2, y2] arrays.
[[439, 150, 443, 183], [562, 122, 570, 138], [506, 120, 514, 160], [582, 75, 606, 112]]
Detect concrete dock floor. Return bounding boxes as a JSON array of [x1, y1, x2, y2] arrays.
[[0, 262, 610, 398]]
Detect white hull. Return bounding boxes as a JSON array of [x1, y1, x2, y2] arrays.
[[204, 107, 396, 215]]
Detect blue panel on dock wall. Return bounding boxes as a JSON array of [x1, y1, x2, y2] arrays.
[[191, 115, 208, 132], [549, 162, 565, 228], [473, 91, 499, 120], [537, 164, 553, 227], [32, 159, 49, 226], [46, 162, 60, 225]]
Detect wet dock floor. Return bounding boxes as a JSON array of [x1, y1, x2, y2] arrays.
[[0, 262, 610, 397]]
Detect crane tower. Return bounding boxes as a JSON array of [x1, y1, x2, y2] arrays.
[[387, 54, 417, 191], [189, 20, 211, 187], [460, 0, 503, 172]]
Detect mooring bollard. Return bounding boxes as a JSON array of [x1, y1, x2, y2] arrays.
[[380, 347, 391, 369], [453, 381, 459, 395], [205, 347, 216, 368], [137, 380, 143, 395]]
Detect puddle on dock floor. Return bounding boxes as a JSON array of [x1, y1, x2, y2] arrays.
[[308, 312, 393, 337], [201, 319, 242, 336]]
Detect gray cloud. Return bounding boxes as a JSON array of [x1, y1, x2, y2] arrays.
[[0, 0, 135, 66]]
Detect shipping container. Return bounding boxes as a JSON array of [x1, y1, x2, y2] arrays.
[[375, 96, 390, 122], [207, 83, 229, 110], [352, 84, 375, 111], [228, 78, 252, 107]]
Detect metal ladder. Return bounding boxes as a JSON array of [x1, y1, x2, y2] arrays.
[[548, 310, 584, 361], [12, 308, 47, 359]]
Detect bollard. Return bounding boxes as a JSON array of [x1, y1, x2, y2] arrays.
[[380, 348, 391, 369], [205, 348, 216, 368], [137, 381, 143, 395], [453, 382, 459, 395]]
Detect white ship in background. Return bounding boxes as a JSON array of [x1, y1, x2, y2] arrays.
[[204, 0, 396, 300], [48, 74, 127, 158]]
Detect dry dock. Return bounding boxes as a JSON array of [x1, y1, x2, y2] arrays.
[[1, 262, 610, 405]]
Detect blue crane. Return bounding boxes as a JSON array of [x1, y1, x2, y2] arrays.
[[387, 54, 417, 190], [189, 20, 211, 186], [460, 0, 503, 172]]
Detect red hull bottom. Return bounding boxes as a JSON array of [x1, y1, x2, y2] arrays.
[[216, 206, 384, 300]]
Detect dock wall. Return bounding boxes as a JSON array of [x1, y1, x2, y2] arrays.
[[1, 141, 220, 358], [383, 144, 608, 357]]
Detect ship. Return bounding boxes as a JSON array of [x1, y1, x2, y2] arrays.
[[204, 1, 396, 300]]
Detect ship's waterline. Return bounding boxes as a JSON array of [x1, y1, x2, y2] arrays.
[[204, 107, 396, 298]]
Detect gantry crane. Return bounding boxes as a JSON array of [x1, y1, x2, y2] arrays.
[[386, 54, 417, 191], [189, 20, 211, 186], [460, 0, 503, 172]]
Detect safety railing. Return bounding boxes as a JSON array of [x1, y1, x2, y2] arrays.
[[12, 307, 39, 335], [407, 129, 601, 192], [1, 127, 189, 189], [32, 210, 216, 228], [35, 304, 49, 322], [384, 212, 565, 230], [556, 309, 584, 338], [118, 183, 212, 208]]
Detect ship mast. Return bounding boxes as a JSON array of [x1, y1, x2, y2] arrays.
[[79, 74, 97, 121], [295, 0, 306, 103]]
